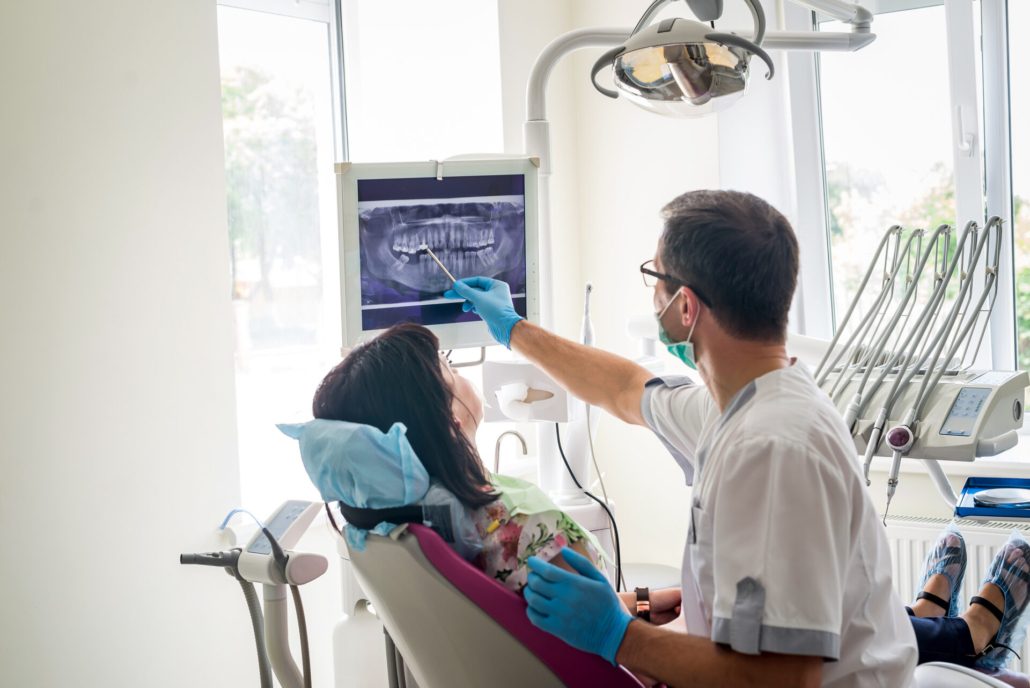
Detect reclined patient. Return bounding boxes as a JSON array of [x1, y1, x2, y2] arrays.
[[285, 322, 604, 592]]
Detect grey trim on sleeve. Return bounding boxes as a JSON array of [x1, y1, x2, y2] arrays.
[[640, 375, 696, 430], [728, 577, 765, 654], [639, 378, 665, 431], [711, 617, 841, 661], [640, 377, 697, 485]]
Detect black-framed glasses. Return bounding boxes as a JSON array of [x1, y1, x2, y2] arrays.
[[639, 260, 712, 308]]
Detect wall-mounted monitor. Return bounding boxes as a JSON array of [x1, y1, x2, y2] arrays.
[[336, 157, 539, 350]]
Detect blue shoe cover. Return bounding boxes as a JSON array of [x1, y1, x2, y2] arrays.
[[918, 522, 966, 617], [976, 531, 1030, 671]]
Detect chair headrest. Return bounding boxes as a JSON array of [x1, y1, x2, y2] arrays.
[[278, 419, 482, 559]]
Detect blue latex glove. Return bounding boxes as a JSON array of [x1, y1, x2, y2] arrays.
[[524, 547, 634, 665], [442, 276, 524, 349]]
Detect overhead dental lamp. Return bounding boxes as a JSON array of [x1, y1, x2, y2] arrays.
[[587, 0, 874, 116]]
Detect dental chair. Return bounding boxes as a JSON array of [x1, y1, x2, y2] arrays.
[[349, 523, 644, 688], [351, 523, 1016, 688], [915, 663, 1017, 688]]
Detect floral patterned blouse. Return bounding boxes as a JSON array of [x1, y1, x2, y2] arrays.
[[471, 474, 604, 592]]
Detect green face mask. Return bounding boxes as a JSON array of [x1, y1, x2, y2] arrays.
[[655, 291, 699, 370]]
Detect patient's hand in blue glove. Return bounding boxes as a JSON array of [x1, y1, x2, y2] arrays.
[[524, 547, 634, 665], [443, 276, 524, 349]]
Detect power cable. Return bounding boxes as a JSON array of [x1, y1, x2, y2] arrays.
[[555, 423, 623, 592]]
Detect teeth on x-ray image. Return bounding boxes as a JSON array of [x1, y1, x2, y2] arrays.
[[359, 200, 526, 298]]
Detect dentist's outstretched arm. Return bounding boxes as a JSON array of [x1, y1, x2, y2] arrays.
[[444, 277, 651, 426]]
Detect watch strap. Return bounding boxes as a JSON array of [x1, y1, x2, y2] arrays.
[[635, 586, 651, 622]]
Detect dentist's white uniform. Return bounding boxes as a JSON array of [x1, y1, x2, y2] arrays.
[[641, 362, 918, 688]]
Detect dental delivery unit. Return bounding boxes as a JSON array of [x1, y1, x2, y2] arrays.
[[811, 218, 1028, 517]]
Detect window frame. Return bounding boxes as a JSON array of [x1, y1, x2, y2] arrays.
[[218, 0, 349, 162], [788, 0, 1016, 372]]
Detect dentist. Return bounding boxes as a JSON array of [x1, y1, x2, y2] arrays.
[[444, 190, 917, 687]]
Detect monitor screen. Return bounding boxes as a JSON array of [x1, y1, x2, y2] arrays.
[[356, 173, 529, 331], [341, 157, 543, 346]]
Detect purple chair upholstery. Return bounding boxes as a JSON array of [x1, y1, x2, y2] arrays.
[[407, 524, 644, 687]]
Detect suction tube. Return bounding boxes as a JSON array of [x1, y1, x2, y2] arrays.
[[240, 579, 273, 688]]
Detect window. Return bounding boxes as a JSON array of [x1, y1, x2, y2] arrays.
[[789, 0, 1024, 370], [340, 0, 504, 161], [217, 0, 505, 514], [818, 6, 958, 325], [218, 1, 343, 515], [1011, 0, 1030, 368]]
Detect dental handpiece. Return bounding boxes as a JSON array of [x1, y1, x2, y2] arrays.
[[884, 452, 902, 525], [418, 244, 456, 284], [582, 283, 594, 346], [886, 451, 902, 500]]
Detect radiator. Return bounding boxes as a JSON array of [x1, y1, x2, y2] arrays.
[[886, 515, 1030, 673]]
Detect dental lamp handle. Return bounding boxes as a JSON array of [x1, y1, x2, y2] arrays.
[[705, 32, 774, 79], [591, 46, 626, 99]]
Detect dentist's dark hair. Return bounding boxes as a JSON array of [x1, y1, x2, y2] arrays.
[[312, 322, 496, 509], [660, 189, 798, 342]]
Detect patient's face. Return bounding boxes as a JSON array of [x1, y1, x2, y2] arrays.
[[440, 356, 483, 441]]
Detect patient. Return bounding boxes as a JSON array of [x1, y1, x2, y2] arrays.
[[308, 322, 604, 592]]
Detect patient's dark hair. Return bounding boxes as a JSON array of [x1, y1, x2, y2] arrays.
[[312, 322, 496, 510]]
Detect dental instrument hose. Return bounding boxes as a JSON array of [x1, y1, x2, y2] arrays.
[[240, 579, 274, 688], [290, 585, 312, 688], [264, 528, 313, 688], [580, 284, 613, 533], [180, 548, 273, 688], [555, 422, 624, 592], [578, 282, 625, 589]]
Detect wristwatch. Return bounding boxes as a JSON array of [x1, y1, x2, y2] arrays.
[[635, 586, 651, 622]]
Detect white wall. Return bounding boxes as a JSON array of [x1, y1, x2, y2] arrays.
[[537, 0, 723, 568], [0, 1, 251, 685], [497, 0, 583, 340]]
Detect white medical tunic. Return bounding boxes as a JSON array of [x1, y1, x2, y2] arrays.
[[642, 363, 917, 688]]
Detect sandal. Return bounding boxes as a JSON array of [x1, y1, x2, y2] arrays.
[[973, 531, 1030, 670], [916, 523, 966, 617]]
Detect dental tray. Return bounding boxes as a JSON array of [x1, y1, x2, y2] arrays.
[[955, 477, 1030, 520]]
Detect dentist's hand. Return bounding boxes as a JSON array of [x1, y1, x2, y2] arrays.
[[443, 276, 524, 349], [524, 547, 634, 665]]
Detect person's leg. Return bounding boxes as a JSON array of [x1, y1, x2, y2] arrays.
[[909, 614, 979, 667], [911, 524, 966, 618], [974, 533, 1030, 670], [908, 577, 1004, 667], [908, 533, 1030, 669]]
